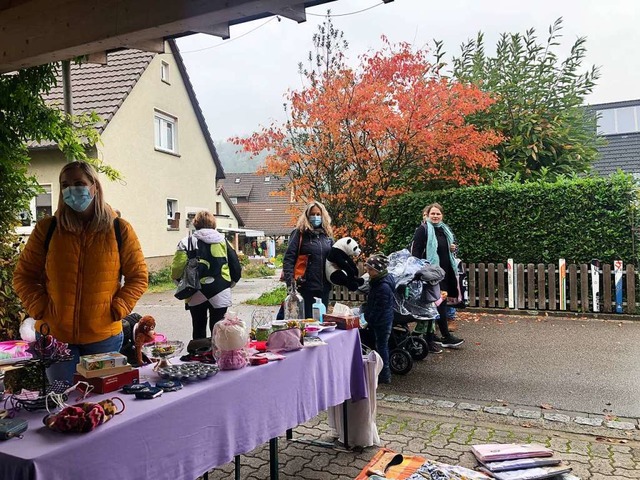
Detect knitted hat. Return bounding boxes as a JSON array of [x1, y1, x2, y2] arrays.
[[365, 252, 389, 272]]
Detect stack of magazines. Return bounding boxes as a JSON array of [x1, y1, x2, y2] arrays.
[[471, 444, 579, 480]]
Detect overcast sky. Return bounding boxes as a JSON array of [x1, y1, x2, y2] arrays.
[[176, 0, 640, 142]]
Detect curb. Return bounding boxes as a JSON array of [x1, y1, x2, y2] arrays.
[[377, 392, 640, 437], [465, 307, 640, 322]]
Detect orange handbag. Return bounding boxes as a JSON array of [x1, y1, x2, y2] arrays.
[[293, 233, 308, 282]]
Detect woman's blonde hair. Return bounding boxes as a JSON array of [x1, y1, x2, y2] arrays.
[[193, 210, 217, 230], [57, 161, 114, 233], [423, 203, 444, 216], [296, 201, 333, 237]]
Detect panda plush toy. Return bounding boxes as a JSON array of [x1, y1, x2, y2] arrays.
[[325, 237, 365, 291]]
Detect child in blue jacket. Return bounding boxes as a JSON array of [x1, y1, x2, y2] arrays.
[[363, 252, 395, 384]]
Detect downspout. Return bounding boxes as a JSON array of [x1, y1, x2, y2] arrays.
[[62, 60, 74, 162]]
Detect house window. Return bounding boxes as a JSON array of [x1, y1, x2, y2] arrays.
[[230, 197, 238, 204], [264, 176, 270, 182], [234, 178, 241, 183], [216, 202, 222, 215], [35, 184, 52, 220], [167, 199, 179, 229], [154, 111, 177, 153], [161, 61, 170, 84], [597, 106, 640, 135]]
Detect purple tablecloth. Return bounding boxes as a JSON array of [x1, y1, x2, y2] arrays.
[[0, 329, 365, 480]]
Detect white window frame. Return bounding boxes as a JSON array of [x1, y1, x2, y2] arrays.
[[167, 198, 179, 229], [161, 61, 170, 84], [154, 110, 178, 154]]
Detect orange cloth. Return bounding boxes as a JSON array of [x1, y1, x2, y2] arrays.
[[14, 215, 148, 344], [355, 447, 426, 480]]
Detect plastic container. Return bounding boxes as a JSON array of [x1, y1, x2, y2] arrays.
[[312, 297, 326, 324]]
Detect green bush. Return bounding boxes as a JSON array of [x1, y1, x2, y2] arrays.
[[246, 285, 287, 306], [383, 173, 638, 265], [242, 263, 276, 279]]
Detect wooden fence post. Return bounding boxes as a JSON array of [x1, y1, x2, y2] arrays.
[[602, 264, 612, 313], [478, 263, 486, 308], [626, 264, 636, 314], [497, 263, 505, 308], [488, 263, 496, 308], [517, 263, 525, 309], [548, 264, 556, 311], [527, 263, 535, 309], [537, 264, 546, 310], [580, 263, 589, 313]]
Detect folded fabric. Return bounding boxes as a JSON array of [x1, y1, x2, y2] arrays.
[[44, 397, 125, 433]]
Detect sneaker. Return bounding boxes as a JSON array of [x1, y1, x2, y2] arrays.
[[427, 341, 443, 354], [441, 335, 464, 348], [430, 335, 444, 345], [378, 375, 391, 385]]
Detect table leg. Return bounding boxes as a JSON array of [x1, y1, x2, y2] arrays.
[[235, 455, 241, 480], [203, 472, 209, 480], [269, 437, 279, 480], [286, 428, 293, 440], [342, 400, 349, 450]]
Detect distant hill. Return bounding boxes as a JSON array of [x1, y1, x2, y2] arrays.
[[214, 141, 266, 173]]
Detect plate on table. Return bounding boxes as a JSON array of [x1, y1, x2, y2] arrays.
[[320, 324, 337, 332]]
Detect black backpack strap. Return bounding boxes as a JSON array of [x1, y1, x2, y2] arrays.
[[114, 217, 122, 250], [44, 216, 57, 255]]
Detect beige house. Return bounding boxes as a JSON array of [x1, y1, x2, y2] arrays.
[[24, 40, 241, 269]]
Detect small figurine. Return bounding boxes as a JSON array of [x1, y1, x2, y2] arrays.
[[134, 315, 156, 366]]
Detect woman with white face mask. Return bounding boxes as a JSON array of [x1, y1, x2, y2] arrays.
[[14, 161, 148, 384], [282, 201, 334, 318]]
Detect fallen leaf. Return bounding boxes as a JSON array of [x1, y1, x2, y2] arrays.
[[604, 414, 618, 422], [595, 437, 628, 444], [540, 403, 554, 410], [521, 422, 533, 428], [475, 342, 482, 345]]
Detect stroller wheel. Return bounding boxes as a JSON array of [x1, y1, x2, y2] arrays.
[[408, 336, 429, 361], [389, 349, 413, 375]]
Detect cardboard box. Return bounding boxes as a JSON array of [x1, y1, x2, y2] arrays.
[[76, 363, 133, 379], [80, 352, 128, 371], [323, 314, 360, 330], [73, 368, 139, 394]]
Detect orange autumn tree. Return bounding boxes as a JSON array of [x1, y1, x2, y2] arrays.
[[233, 37, 502, 253]]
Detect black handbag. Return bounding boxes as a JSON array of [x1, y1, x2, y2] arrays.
[[174, 234, 201, 300], [0, 418, 28, 440]]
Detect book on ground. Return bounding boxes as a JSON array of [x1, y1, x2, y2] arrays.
[[480, 457, 562, 472], [471, 443, 553, 462], [76, 363, 133, 378], [478, 464, 571, 480]]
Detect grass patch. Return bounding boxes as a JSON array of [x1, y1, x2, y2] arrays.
[[148, 266, 175, 293], [246, 285, 287, 306]]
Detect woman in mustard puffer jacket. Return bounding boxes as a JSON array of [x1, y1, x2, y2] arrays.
[[14, 161, 148, 383]]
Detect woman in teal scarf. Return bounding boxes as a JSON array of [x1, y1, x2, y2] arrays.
[[410, 203, 464, 349]]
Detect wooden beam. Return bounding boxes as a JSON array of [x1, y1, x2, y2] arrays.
[[84, 51, 108, 65], [0, 0, 339, 73], [124, 39, 166, 53], [271, 3, 306, 23], [193, 22, 230, 40]]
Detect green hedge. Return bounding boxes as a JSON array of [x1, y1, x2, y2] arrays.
[[383, 173, 638, 265]]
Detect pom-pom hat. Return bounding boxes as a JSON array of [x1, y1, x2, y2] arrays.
[[365, 252, 388, 272]]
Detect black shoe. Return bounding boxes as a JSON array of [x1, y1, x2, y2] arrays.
[[427, 341, 443, 354], [430, 335, 444, 345], [378, 375, 391, 384], [441, 335, 464, 348]]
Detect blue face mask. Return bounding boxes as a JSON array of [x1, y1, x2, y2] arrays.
[[62, 186, 94, 212], [310, 215, 322, 227]]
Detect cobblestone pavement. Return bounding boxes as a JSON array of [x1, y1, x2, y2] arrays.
[[201, 395, 640, 480]]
